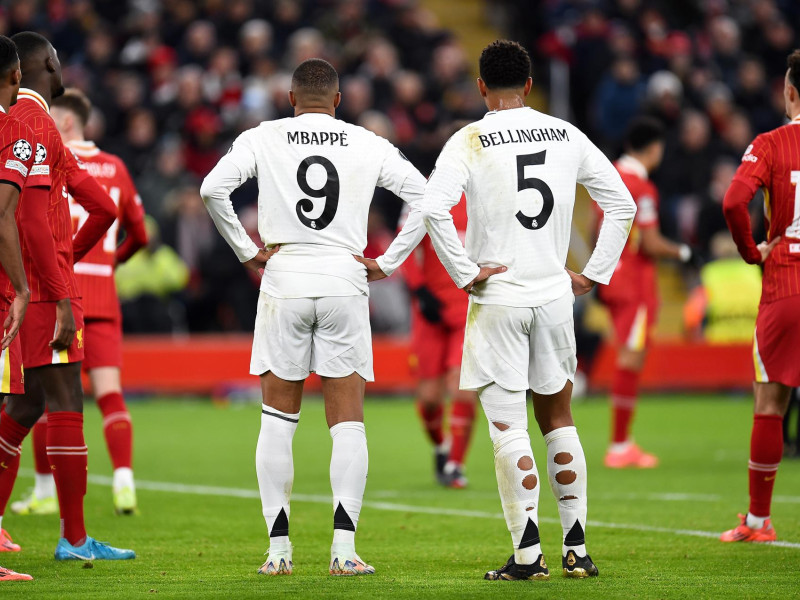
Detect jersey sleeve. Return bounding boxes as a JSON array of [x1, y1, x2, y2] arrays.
[[732, 135, 772, 194], [577, 131, 637, 284], [67, 148, 117, 262], [200, 130, 260, 262], [635, 181, 659, 229], [116, 160, 148, 262], [27, 138, 52, 188], [421, 130, 480, 288], [374, 138, 428, 276], [0, 129, 35, 191]]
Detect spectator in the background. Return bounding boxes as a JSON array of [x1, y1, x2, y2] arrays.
[[116, 217, 190, 333], [594, 55, 645, 149], [136, 138, 187, 224], [696, 159, 738, 257]]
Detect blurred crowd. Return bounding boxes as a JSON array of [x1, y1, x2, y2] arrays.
[[7, 1, 798, 336], [5, 0, 482, 333], [492, 0, 798, 254]]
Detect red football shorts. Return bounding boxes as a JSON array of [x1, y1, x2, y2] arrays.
[[0, 309, 24, 394], [19, 299, 85, 369], [606, 297, 658, 352], [753, 295, 800, 387], [410, 302, 467, 379], [82, 317, 123, 371]]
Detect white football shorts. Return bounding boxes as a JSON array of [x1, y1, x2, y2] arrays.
[[250, 292, 374, 382], [460, 290, 577, 395]]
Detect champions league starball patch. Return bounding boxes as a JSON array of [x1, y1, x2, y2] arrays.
[[12, 139, 32, 161], [34, 143, 47, 164]]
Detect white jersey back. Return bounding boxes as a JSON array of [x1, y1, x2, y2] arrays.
[[225, 112, 418, 297], [425, 106, 634, 307]]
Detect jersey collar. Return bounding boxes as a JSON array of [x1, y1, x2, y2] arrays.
[[617, 154, 649, 180], [17, 88, 49, 113], [66, 139, 100, 157], [0, 105, 5, 114]]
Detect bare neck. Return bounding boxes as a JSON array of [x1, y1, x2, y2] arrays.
[[294, 106, 335, 118], [60, 129, 85, 144], [484, 90, 526, 112], [19, 77, 51, 105]]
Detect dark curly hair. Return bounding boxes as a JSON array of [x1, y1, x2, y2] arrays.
[[479, 40, 531, 90], [788, 49, 800, 92], [292, 58, 339, 97], [624, 116, 665, 152], [0, 36, 18, 77]]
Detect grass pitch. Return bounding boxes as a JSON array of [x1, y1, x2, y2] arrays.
[[2, 393, 799, 598]]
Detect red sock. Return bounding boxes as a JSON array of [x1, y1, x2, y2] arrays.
[[416, 401, 444, 446], [611, 367, 639, 444], [748, 413, 783, 518], [46, 412, 87, 545], [448, 399, 475, 465], [97, 392, 133, 470], [0, 408, 29, 515], [32, 414, 50, 475]]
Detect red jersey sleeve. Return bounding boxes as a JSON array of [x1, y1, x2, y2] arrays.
[[634, 181, 659, 229], [25, 139, 52, 189], [0, 127, 36, 192], [67, 149, 116, 262], [731, 135, 773, 194], [115, 161, 147, 263]]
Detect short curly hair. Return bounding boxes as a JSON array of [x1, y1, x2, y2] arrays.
[[479, 40, 531, 90], [788, 49, 800, 93], [292, 58, 339, 96]]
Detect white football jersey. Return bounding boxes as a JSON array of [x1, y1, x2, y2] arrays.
[[201, 112, 426, 298], [423, 106, 636, 308]]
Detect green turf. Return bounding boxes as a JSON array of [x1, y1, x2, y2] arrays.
[[2, 393, 799, 598]]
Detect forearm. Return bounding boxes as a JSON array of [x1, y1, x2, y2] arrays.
[[422, 196, 479, 288], [20, 185, 68, 299], [0, 214, 27, 295], [116, 217, 148, 263], [583, 209, 635, 284], [376, 173, 427, 276], [722, 179, 761, 264], [71, 176, 116, 262], [641, 229, 686, 261], [200, 159, 259, 262]]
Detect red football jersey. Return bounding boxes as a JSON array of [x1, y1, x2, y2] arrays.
[[731, 121, 800, 303], [0, 110, 38, 307], [9, 89, 92, 302], [596, 155, 659, 304], [401, 193, 468, 307], [68, 141, 145, 320]]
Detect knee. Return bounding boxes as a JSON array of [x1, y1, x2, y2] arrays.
[[4, 395, 45, 428], [417, 382, 443, 407], [479, 384, 527, 442]]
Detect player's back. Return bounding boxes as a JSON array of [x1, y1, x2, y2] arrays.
[[451, 107, 598, 307], [236, 113, 414, 296], [742, 122, 800, 301]]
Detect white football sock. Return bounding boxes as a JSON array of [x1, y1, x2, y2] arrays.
[[112, 467, 135, 491], [746, 513, 768, 529], [256, 404, 299, 550], [545, 426, 588, 557], [480, 384, 541, 565], [34, 472, 56, 499], [329, 421, 368, 556]]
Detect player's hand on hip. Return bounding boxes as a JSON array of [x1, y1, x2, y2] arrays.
[[352, 255, 388, 282], [2, 290, 29, 350], [757, 236, 780, 263], [463, 265, 507, 294], [567, 269, 596, 296], [50, 298, 76, 351], [244, 246, 280, 273]]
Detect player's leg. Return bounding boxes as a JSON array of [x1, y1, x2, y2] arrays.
[[250, 292, 314, 575], [481, 383, 550, 581], [722, 295, 800, 542], [605, 303, 658, 468], [10, 413, 56, 516], [530, 291, 597, 578], [0, 333, 43, 552], [442, 366, 476, 488], [256, 371, 303, 575], [313, 295, 374, 576], [410, 312, 449, 481], [721, 381, 790, 542], [90, 366, 136, 513], [86, 317, 136, 513]]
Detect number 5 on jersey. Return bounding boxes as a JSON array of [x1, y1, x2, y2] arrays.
[[516, 151, 554, 230]]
